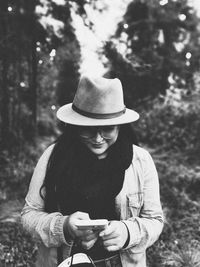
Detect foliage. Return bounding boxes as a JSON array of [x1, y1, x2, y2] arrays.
[[0, 222, 37, 267], [0, 1, 200, 266], [0, 0, 93, 149], [0, 136, 54, 202], [104, 41, 149, 108], [55, 36, 81, 106], [135, 77, 200, 161], [135, 76, 200, 266], [36, 37, 81, 136], [104, 0, 200, 104], [147, 154, 200, 267], [0, 144, 39, 266], [0, 135, 56, 266], [162, 241, 200, 267], [132, 75, 200, 266]]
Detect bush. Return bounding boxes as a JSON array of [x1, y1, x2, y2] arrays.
[[0, 136, 53, 202], [0, 146, 37, 202], [0, 137, 53, 266], [146, 150, 200, 267], [0, 222, 37, 267], [135, 85, 200, 162]]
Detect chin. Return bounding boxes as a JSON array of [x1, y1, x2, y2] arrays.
[[92, 148, 106, 154], [90, 147, 107, 157]]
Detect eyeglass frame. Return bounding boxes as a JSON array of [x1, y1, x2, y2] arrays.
[[77, 125, 119, 140]]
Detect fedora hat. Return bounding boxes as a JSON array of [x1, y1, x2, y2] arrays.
[[56, 74, 139, 126]]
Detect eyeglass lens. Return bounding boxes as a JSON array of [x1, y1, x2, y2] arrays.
[[78, 126, 117, 139]]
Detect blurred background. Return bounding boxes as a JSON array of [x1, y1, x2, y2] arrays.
[[0, 0, 200, 266]]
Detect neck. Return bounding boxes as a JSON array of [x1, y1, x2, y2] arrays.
[[97, 152, 108, 159]]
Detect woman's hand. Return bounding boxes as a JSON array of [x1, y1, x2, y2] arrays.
[[99, 221, 128, 251], [63, 211, 98, 250]]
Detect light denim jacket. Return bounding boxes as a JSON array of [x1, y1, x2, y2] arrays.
[[21, 144, 163, 267]]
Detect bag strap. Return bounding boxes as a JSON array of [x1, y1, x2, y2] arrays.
[[70, 254, 74, 265], [87, 255, 96, 267]]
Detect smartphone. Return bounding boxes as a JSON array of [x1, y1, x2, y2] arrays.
[[75, 219, 108, 230]]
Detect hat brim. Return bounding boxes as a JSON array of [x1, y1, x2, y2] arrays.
[[56, 103, 139, 126]]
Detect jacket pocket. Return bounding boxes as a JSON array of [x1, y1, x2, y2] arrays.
[[126, 192, 143, 218]]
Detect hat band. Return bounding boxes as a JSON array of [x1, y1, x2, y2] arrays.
[[72, 104, 126, 119]]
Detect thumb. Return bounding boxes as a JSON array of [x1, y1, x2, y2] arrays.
[[75, 211, 90, 220]]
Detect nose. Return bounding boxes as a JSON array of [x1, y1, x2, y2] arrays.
[[94, 131, 104, 142]]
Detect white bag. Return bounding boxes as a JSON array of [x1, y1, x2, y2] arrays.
[[58, 253, 95, 267]]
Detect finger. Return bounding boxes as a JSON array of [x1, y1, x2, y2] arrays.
[[104, 245, 119, 252], [100, 231, 118, 241], [102, 237, 118, 248], [99, 224, 115, 237], [74, 211, 90, 220], [102, 236, 121, 251], [99, 224, 117, 239], [77, 229, 93, 238], [81, 232, 98, 241], [81, 238, 97, 250]]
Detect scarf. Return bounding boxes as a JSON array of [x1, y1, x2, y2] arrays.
[[44, 129, 133, 220]]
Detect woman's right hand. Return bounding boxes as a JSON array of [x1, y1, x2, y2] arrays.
[[63, 211, 98, 250]]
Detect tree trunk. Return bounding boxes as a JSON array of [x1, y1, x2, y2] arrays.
[[28, 1, 37, 138], [0, 1, 10, 148], [30, 31, 37, 131]]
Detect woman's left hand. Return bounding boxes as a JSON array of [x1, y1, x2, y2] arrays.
[[99, 221, 128, 251]]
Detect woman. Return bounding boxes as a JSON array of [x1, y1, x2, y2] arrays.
[[21, 75, 163, 267]]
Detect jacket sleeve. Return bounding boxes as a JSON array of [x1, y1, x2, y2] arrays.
[[123, 148, 164, 253], [21, 144, 71, 248]]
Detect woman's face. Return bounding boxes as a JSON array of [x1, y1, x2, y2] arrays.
[[78, 125, 120, 159]]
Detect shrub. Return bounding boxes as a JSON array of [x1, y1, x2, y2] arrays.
[[146, 151, 200, 267], [135, 85, 200, 161], [0, 222, 37, 267]]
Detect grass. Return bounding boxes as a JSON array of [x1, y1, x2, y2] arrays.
[[0, 136, 54, 267]]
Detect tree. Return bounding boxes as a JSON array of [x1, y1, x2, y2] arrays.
[[104, 0, 200, 106], [0, 0, 46, 146], [0, 1, 10, 148], [0, 0, 93, 149]]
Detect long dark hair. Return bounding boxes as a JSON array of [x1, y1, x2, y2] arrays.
[[40, 123, 138, 213]]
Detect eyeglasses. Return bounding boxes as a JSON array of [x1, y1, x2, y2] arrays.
[[78, 126, 119, 139]]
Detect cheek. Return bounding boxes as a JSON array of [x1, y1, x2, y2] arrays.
[[107, 135, 119, 147], [80, 138, 90, 148]]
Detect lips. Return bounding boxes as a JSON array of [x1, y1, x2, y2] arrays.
[[91, 143, 105, 148]]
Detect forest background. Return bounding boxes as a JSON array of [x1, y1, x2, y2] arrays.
[[0, 0, 200, 266]]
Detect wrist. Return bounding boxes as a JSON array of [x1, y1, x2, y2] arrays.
[[63, 216, 74, 241]]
